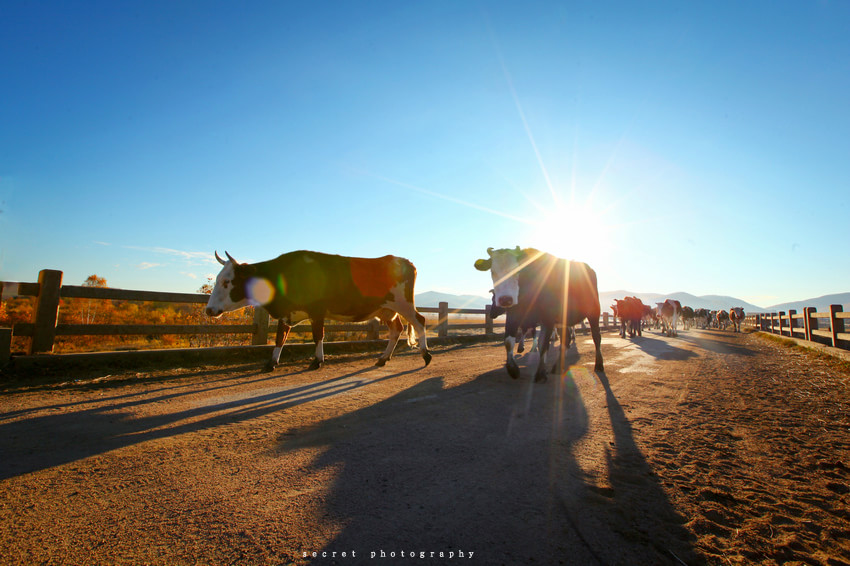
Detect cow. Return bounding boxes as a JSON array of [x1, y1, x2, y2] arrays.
[[490, 289, 568, 354], [656, 299, 682, 337], [612, 296, 645, 338], [694, 308, 712, 329], [716, 309, 730, 330], [681, 306, 695, 330], [205, 250, 432, 371], [474, 247, 603, 382], [729, 307, 745, 332]]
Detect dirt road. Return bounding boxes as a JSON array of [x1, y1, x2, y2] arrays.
[[1, 329, 848, 565]]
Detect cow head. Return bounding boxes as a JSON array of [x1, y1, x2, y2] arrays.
[[205, 251, 255, 317], [474, 247, 525, 308]]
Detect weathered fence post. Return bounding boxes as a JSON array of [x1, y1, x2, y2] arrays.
[[603, 312, 609, 330], [777, 311, 786, 337], [484, 304, 494, 337], [829, 304, 844, 348], [366, 318, 380, 340], [30, 269, 63, 354], [0, 327, 11, 366], [251, 307, 270, 345], [788, 309, 797, 338], [803, 307, 815, 341], [438, 301, 449, 338]]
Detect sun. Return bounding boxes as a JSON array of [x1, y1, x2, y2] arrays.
[[527, 200, 614, 264]]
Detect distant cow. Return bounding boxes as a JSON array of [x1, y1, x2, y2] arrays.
[[729, 307, 745, 332], [656, 299, 682, 337], [716, 309, 730, 330], [206, 251, 432, 371], [612, 296, 646, 338], [694, 308, 712, 329], [681, 306, 695, 330], [475, 247, 603, 382]]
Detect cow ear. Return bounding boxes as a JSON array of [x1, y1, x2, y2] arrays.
[[474, 258, 492, 271]]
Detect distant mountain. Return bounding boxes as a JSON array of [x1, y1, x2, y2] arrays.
[[599, 290, 764, 313], [766, 292, 850, 313], [417, 289, 850, 315], [415, 291, 491, 308]]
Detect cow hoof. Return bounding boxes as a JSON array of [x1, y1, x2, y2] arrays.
[[375, 358, 388, 367], [506, 362, 520, 380], [308, 358, 324, 371], [422, 350, 432, 367], [264, 361, 277, 373]]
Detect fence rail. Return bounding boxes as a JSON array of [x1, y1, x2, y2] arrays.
[[745, 305, 849, 351], [2, 269, 622, 366]]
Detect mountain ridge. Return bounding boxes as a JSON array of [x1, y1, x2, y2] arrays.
[[415, 290, 850, 313]]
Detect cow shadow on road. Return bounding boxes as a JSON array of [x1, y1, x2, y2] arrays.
[[0, 363, 426, 481], [279, 355, 700, 565], [629, 334, 699, 361]]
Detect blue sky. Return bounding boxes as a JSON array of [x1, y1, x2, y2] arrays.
[[2, 1, 848, 308]]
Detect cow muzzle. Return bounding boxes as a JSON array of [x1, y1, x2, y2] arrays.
[[205, 307, 223, 317], [498, 296, 514, 308]]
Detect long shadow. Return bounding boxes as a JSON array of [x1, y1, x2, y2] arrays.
[[675, 331, 757, 357], [281, 356, 700, 564], [0, 364, 423, 480], [628, 335, 699, 361]]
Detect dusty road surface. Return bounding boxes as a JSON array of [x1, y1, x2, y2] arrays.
[[1, 329, 849, 565]]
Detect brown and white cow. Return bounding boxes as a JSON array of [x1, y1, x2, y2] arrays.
[[475, 247, 603, 382], [656, 299, 682, 337], [206, 250, 432, 371], [729, 307, 745, 332], [716, 309, 730, 330]]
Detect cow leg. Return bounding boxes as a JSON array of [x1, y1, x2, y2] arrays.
[[516, 328, 526, 354], [308, 318, 325, 370], [376, 314, 404, 367], [536, 323, 555, 383], [266, 319, 292, 372], [390, 303, 432, 366], [590, 316, 604, 372]]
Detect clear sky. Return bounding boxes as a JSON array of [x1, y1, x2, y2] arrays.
[[2, 1, 848, 309]]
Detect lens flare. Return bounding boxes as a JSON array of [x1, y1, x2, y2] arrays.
[[246, 277, 275, 305]]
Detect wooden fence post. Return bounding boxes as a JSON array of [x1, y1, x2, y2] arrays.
[[803, 307, 815, 341], [366, 318, 380, 340], [484, 304, 494, 337], [251, 307, 270, 345], [788, 309, 797, 338], [30, 269, 63, 354], [0, 327, 11, 366], [438, 302, 449, 338], [603, 312, 609, 330], [829, 304, 844, 348]]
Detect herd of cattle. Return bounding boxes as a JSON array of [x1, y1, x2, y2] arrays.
[[204, 247, 745, 382], [611, 296, 746, 338]]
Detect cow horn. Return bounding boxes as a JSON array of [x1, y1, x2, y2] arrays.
[[486, 247, 494, 256], [215, 251, 227, 265], [225, 251, 237, 265]]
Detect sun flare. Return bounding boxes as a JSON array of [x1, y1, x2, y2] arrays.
[[527, 200, 614, 265]]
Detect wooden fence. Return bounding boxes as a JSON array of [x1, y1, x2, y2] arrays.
[[1, 269, 622, 365], [744, 306, 849, 351]]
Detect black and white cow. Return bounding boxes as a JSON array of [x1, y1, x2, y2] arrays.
[[206, 250, 432, 371], [656, 299, 682, 337], [474, 247, 603, 382], [694, 308, 712, 329]]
